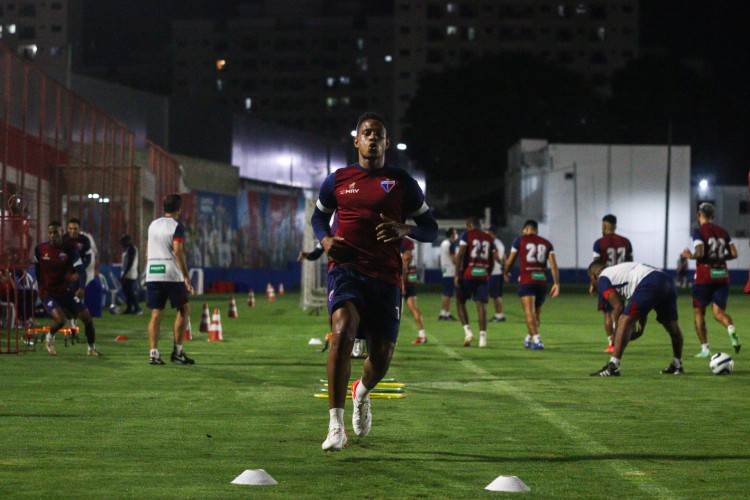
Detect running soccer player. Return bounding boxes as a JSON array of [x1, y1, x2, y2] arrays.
[[454, 217, 495, 347], [504, 219, 559, 350], [145, 194, 195, 366], [592, 214, 633, 353], [401, 237, 427, 344], [682, 202, 740, 357], [486, 224, 506, 323], [311, 111, 437, 451], [34, 221, 101, 356], [589, 261, 685, 377]]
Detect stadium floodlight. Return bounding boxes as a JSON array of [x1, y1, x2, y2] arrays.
[[698, 178, 708, 192], [396, 143, 407, 151]]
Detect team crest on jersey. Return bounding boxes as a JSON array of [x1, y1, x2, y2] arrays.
[[380, 180, 396, 193]]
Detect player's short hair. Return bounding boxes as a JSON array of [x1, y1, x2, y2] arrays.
[[588, 260, 606, 276], [523, 219, 538, 231], [67, 217, 81, 226], [120, 234, 132, 245], [466, 216, 480, 228], [698, 202, 715, 219], [49, 220, 62, 229], [356, 111, 387, 134], [445, 228, 455, 238], [602, 214, 617, 225], [163, 194, 182, 213]]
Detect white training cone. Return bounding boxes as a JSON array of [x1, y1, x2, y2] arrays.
[[308, 338, 323, 345], [231, 469, 278, 486], [485, 476, 530, 492]]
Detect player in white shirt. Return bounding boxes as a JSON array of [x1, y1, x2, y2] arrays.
[[588, 261, 685, 377], [438, 228, 458, 320], [145, 194, 195, 366], [486, 225, 506, 322]]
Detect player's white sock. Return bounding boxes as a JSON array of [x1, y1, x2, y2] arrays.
[[673, 357, 682, 367], [525, 334, 532, 343], [532, 334, 541, 343], [174, 344, 183, 355], [700, 343, 710, 353], [609, 357, 621, 367], [329, 408, 345, 429], [441, 309, 449, 317], [150, 349, 159, 359], [463, 324, 472, 333], [417, 329, 426, 339], [495, 313, 505, 319], [354, 379, 371, 399], [88, 343, 96, 351], [728, 325, 736, 335]]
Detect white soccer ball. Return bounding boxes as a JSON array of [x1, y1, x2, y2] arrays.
[[709, 352, 734, 375]]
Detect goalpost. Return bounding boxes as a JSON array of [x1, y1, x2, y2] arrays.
[[300, 199, 328, 314]]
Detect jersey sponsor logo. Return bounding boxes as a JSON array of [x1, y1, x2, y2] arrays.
[[328, 290, 334, 302], [340, 182, 360, 195], [710, 268, 728, 278], [149, 264, 166, 274], [470, 268, 488, 276], [531, 271, 546, 280], [380, 180, 396, 193]]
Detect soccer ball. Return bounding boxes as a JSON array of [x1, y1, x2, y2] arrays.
[[709, 352, 734, 375], [108, 304, 121, 315]]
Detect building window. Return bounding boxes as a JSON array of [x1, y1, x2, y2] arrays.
[[49, 46, 62, 56], [18, 43, 37, 60], [446, 25, 457, 36], [589, 4, 607, 19], [462, 26, 476, 41], [426, 49, 443, 64], [357, 38, 364, 50], [19, 3, 36, 16], [426, 3, 443, 19], [384, 54, 392, 62], [427, 26, 444, 41], [18, 25, 35, 40]]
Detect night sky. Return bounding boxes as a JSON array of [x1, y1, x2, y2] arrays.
[[82, 0, 750, 184]]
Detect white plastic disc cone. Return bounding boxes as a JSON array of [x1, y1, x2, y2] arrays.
[[485, 475, 530, 492], [231, 469, 278, 486], [308, 338, 323, 345]]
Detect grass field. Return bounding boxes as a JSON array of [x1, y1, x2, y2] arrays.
[[1, 285, 749, 498]]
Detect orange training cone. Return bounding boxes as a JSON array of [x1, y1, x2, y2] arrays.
[[278, 283, 285, 295], [228, 295, 238, 318], [199, 303, 210, 332], [266, 282, 273, 296], [268, 287, 276, 302], [184, 315, 193, 341], [209, 308, 224, 341], [248, 289, 255, 307]]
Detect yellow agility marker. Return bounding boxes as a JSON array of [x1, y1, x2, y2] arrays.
[[314, 393, 406, 400], [322, 382, 405, 389]]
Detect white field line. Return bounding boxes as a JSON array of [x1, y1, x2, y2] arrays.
[[432, 341, 678, 499]]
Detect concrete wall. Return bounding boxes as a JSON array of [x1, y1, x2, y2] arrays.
[[507, 140, 691, 271]]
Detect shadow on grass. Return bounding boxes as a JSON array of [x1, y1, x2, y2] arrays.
[[343, 451, 750, 463]]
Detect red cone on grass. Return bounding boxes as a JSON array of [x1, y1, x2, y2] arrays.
[[208, 308, 224, 341], [228, 295, 239, 318], [199, 303, 210, 332]]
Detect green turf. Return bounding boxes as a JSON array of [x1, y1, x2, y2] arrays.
[[1, 286, 748, 498]]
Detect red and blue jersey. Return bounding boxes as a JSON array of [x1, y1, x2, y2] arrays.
[[62, 234, 93, 269], [458, 228, 495, 281], [400, 237, 419, 287], [511, 234, 554, 285], [593, 234, 632, 265], [692, 223, 732, 284], [314, 163, 429, 286], [34, 241, 84, 297]]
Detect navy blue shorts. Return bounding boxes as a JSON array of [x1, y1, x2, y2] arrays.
[[691, 283, 729, 310], [458, 279, 489, 303], [488, 275, 504, 298], [327, 265, 402, 344], [146, 281, 189, 310], [597, 296, 613, 313], [624, 272, 678, 323], [441, 277, 455, 297], [404, 285, 417, 299], [42, 294, 88, 317], [517, 283, 547, 308]]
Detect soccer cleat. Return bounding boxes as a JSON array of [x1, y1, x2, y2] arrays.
[[524, 338, 532, 349], [351, 380, 372, 437], [322, 426, 348, 451], [437, 315, 445, 321], [446, 315, 458, 321], [411, 336, 427, 345], [171, 350, 195, 365], [694, 350, 711, 359], [149, 355, 165, 365], [45, 333, 57, 356], [463, 332, 473, 347], [728, 331, 742, 353], [490, 316, 506, 323], [479, 333, 487, 348], [590, 362, 621, 377], [531, 340, 545, 350], [87, 349, 102, 357], [604, 344, 615, 353], [661, 362, 684, 375]]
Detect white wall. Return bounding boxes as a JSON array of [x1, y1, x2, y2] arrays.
[[506, 140, 692, 270]]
